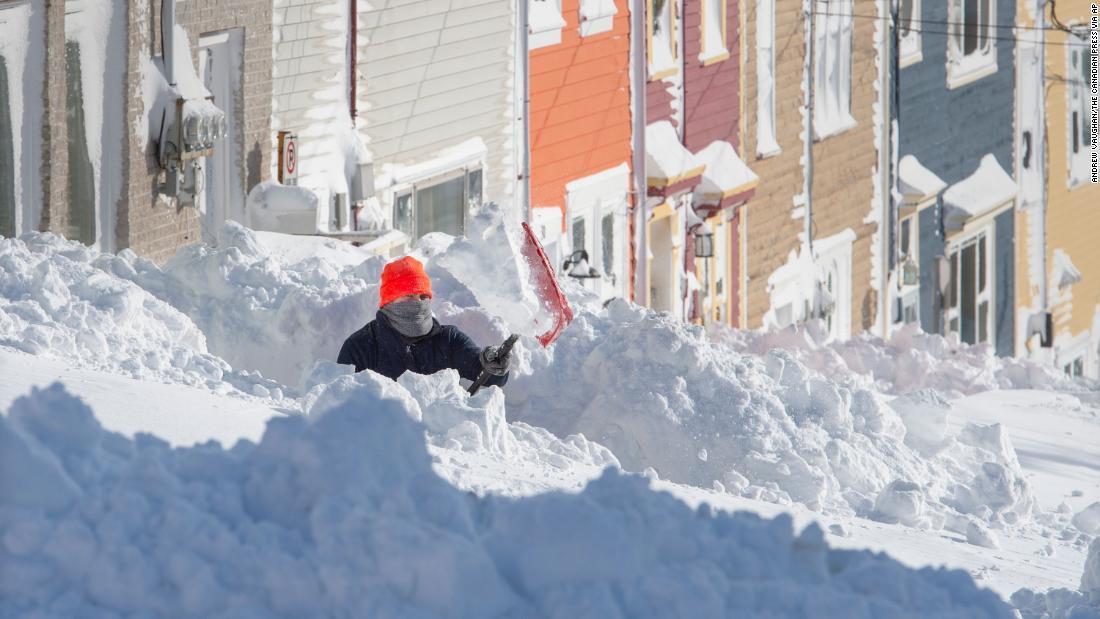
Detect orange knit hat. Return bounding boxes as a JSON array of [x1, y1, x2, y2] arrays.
[[379, 256, 433, 307]]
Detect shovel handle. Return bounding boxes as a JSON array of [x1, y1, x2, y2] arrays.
[[468, 334, 519, 396]]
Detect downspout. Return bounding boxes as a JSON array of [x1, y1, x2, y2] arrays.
[[632, 0, 647, 304], [162, 0, 177, 87], [1037, 0, 1047, 322], [803, 0, 815, 255], [877, 0, 893, 337], [518, 0, 530, 221], [349, 0, 357, 119]]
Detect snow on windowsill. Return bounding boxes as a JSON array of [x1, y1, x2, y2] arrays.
[[529, 1, 566, 49], [946, 53, 997, 90], [648, 39, 677, 80], [813, 113, 857, 141], [579, 0, 617, 36], [899, 49, 923, 68], [898, 154, 947, 201], [1051, 248, 1083, 289], [699, 48, 730, 66]]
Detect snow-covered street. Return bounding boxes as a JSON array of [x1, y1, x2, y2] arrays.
[[2, 223, 1099, 617]]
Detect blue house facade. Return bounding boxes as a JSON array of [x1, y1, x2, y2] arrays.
[[891, 0, 1017, 356]]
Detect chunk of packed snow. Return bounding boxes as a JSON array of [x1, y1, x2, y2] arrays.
[[0, 382, 1016, 618], [646, 121, 704, 182], [966, 520, 1001, 549], [1073, 503, 1100, 536], [245, 180, 323, 234], [1013, 538, 1100, 618], [898, 154, 948, 199]]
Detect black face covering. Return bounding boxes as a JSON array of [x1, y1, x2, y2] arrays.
[[380, 299, 433, 338]]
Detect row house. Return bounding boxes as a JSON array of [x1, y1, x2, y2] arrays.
[[261, 0, 519, 254], [740, 0, 883, 338], [0, 0, 273, 262], [889, 0, 1018, 357], [641, 0, 758, 324], [1014, 0, 1099, 377], [527, 0, 634, 302]]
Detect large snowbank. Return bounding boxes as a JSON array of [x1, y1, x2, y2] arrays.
[[0, 234, 287, 402], [0, 381, 1015, 618], [508, 300, 1042, 539], [716, 321, 1087, 398]]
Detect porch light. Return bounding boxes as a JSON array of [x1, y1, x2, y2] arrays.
[[562, 250, 601, 279], [901, 255, 920, 286], [693, 222, 714, 258]]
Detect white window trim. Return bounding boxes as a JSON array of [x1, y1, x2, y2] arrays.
[[1066, 36, 1092, 188], [894, 214, 921, 327], [1057, 332, 1089, 378], [946, 0, 997, 89], [943, 226, 994, 346], [898, 0, 922, 67], [814, 233, 854, 341], [530, 0, 567, 50], [390, 165, 483, 242], [579, 0, 617, 37], [756, 0, 780, 157], [565, 164, 630, 300], [699, 0, 728, 64], [812, 0, 856, 141], [648, 0, 678, 77]]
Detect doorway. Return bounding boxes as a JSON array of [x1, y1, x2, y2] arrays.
[[199, 29, 243, 242]]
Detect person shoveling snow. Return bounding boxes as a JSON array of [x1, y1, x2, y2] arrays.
[[338, 256, 512, 389]]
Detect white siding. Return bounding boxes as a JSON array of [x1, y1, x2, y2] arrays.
[[271, 0, 354, 188], [360, 0, 516, 210]]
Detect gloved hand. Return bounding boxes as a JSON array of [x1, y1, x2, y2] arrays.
[[479, 345, 512, 376]]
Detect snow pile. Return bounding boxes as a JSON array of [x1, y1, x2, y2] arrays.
[[0, 382, 1015, 618], [0, 234, 286, 401], [716, 321, 1084, 397], [1012, 538, 1100, 619], [509, 300, 1039, 535]]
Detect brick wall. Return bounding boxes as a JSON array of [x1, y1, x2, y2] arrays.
[[123, 0, 272, 263], [40, 0, 69, 233]]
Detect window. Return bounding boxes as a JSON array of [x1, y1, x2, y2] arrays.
[[1068, 40, 1093, 187], [895, 216, 920, 326], [1064, 357, 1084, 378], [529, 0, 566, 49], [756, 0, 779, 156], [600, 211, 615, 279], [392, 168, 482, 242], [571, 216, 586, 255], [813, 0, 854, 138], [568, 199, 624, 299], [65, 41, 96, 246], [579, 0, 617, 37], [0, 54, 14, 238], [898, 0, 921, 65], [701, 0, 727, 62], [649, 0, 676, 76], [947, 0, 995, 86], [944, 231, 992, 345]]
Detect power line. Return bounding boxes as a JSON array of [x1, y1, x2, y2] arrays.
[[811, 10, 1094, 48]]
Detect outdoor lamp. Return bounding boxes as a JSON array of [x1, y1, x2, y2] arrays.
[[901, 255, 920, 286], [694, 222, 714, 258]]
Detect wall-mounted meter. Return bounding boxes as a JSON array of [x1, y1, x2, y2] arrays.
[[156, 96, 227, 206]]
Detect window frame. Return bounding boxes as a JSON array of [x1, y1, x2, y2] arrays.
[[812, 0, 855, 140], [756, 0, 780, 157], [1067, 38, 1093, 188], [946, 0, 997, 89], [898, 0, 922, 67], [648, 0, 678, 78], [391, 166, 483, 242], [700, 0, 728, 65], [943, 227, 993, 346]]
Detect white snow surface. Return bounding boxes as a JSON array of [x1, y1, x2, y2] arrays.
[[0, 380, 1015, 618], [2, 216, 1099, 614], [942, 154, 1018, 230], [898, 154, 948, 199]]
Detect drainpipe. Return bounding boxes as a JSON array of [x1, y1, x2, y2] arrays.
[[162, 0, 177, 87], [349, 0, 358, 119], [517, 0, 530, 221], [631, 0, 647, 304], [803, 0, 816, 255]]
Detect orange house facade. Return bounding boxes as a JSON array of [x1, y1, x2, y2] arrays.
[[528, 0, 634, 302]]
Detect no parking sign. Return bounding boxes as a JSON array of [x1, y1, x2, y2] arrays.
[[278, 131, 298, 185]]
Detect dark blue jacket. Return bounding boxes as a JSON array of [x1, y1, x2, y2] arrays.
[[337, 311, 508, 387]]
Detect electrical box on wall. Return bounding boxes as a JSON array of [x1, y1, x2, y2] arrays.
[[156, 96, 227, 207]]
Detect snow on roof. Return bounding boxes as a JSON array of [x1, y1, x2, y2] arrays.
[[693, 140, 758, 203], [942, 154, 1017, 230], [645, 121, 704, 186], [898, 154, 947, 200], [1052, 248, 1083, 288]]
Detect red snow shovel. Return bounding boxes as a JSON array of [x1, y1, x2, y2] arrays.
[[468, 222, 574, 395]]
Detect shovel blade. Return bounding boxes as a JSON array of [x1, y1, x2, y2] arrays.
[[519, 222, 574, 347]]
